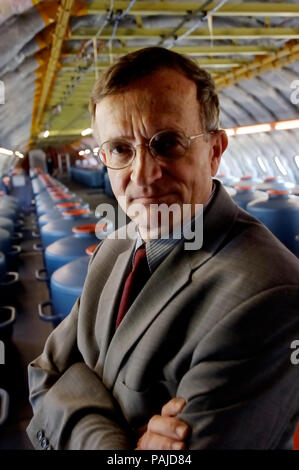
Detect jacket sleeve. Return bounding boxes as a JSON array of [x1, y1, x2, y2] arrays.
[[26, 298, 133, 450], [176, 285, 299, 449]]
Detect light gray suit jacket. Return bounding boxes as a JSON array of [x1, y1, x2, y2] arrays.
[[27, 181, 299, 449]]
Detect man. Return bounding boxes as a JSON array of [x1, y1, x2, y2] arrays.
[[27, 47, 299, 450]]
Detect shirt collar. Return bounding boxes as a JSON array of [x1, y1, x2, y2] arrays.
[[134, 182, 216, 272]]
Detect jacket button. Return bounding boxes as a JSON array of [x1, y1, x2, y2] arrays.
[[36, 430, 44, 442], [41, 438, 49, 449]]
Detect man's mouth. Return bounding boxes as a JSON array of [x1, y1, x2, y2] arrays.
[[131, 193, 175, 202]]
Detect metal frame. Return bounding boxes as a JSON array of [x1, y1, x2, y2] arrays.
[[29, 0, 299, 147]]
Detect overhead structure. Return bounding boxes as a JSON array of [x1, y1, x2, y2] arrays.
[[0, 0, 298, 163], [31, 0, 75, 137]]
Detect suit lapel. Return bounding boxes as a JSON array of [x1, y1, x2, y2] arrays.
[[189, 181, 239, 271], [95, 234, 136, 376], [102, 240, 191, 389]]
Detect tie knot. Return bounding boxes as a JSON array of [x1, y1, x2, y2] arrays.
[[132, 246, 147, 272]]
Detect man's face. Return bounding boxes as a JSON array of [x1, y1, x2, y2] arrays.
[[95, 68, 227, 239]]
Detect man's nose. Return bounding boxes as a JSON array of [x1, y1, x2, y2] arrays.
[[130, 144, 163, 186]]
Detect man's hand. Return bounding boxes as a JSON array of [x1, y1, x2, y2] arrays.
[[135, 397, 190, 450]]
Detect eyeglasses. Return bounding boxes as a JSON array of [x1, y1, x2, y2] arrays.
[[97, 129, 210, 170]]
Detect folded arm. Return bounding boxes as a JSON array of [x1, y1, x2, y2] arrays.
[[27, 298, 133, 450], [137, 286, 299, 450], [176, 285, 299, 449]]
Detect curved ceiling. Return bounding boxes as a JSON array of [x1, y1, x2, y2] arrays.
[[0, 0, 298, 176]]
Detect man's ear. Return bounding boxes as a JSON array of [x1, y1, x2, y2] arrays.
[[210, 130, 228, 176]]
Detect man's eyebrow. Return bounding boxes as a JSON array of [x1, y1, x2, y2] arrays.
[[105, 134, 135, 141]]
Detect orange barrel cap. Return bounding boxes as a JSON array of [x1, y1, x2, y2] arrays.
[[85, 244, 98, 256], [48, 186, 64, 192], [241, 175, 252, 180], [52, 194, 72, 200], [267, 189, 289, 196], [235, 185, 253, 191], [62, 208, 89, 216], [56, 202, 80, 209], [264, 176, 277, 182], [72, 223, 96, 234]]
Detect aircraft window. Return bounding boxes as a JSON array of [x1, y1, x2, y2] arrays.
[[257, 156, 267, 173], [295, 155, 299, 169], [274, 156, 288, 176], [0, 147, 13, 156]]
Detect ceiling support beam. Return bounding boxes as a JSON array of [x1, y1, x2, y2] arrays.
[[70, 27, 299, 41], [60, 57, 252, 72], [62, 44, 280, 57], [215, 40, 299, 89], [31, 0, 75, 137], [79, 2, 299, 17]]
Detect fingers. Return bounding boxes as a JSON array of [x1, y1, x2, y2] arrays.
[[148, 414, 189, 441], [136, 429, 186, 451], [161, 397, 186, 417], [135, 397, 190, 450]]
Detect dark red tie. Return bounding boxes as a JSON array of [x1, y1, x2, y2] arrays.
[[115, 246, 150, 329]]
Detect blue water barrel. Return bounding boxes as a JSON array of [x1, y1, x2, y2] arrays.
[[216, 174, 239, 186], [0, 250, 18, 287], [0, 200, 18, 220], [38, 243, 100, 326], [40, 210, 99, 248], [38, 208, 63, 228], [232, 175, 262, 188], [35, 191, 66, 209], [70, 167, 105, 188], [44, 225, 99, 276], [247, 190, 299, 254], [50, 255, 90, 323], [256, 176, 295, 192], [0, 198, 21, 218], [38, 201, 89, 227], [232, 186, 267, 210], [223, 186, 236, 197], [36, 193, 78, 217], [0, 198, 16, 208], [0, 252, 6, 281], [0, 196, 19, 209], [0, 228, 12, 255], [0, 217, 14, 237], [0, 208, 16, 221], [2, 195, 19, 204], [35, 185, 67, 202], [32, 178, 47, 196]]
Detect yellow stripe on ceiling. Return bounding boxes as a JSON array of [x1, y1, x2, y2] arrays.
[[70, 27, 299, 41], [31, 0, 75, 137], [81, 1, 299, 17], [62, 45, 280, 56]]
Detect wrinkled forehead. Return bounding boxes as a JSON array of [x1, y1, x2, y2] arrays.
[[95, 68, 200, 130]]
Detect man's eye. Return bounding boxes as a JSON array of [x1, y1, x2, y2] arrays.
[[111, 144, 131, 155], [153, 133, 185, 156]]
